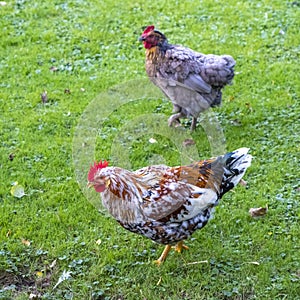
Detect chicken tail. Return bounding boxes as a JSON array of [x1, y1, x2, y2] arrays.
[[219, 148, 252, 196]]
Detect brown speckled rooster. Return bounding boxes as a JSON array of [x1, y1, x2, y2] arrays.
[[139, 25, 236, 130], [88, 148, 251, 265]]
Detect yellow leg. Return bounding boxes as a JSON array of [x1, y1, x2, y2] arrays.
[[173, 241, 189, 253], [154, 245, 172, 266]]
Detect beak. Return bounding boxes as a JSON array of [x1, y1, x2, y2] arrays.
[[139, 36, 146, 42], [87, 182, 94, 189]]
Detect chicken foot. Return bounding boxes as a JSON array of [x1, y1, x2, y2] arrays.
[[173, 240, 189, 253], [168, 112, 198, 131], [154, 241, 189, 265], [190, 117, 198, 131], [168, 112, 183, 127]]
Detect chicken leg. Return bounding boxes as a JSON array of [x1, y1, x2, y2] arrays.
[[190, 117, 198, 131], [154, 245, 172, 266], [154, 241, 189, 265], [168, 112, 198, 131]]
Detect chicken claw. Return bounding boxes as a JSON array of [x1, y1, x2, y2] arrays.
[[168, 113, 182, 127], [173, 241, 189, 253]]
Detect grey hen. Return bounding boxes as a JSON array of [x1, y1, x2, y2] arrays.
[[139, 25, 235, 130]]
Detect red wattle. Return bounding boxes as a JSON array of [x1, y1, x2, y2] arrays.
[[143, 41, 152, 49], [95, 184, 106, 193]]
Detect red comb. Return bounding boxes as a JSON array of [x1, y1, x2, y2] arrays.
[[143, 25, 155, 34], [88, 160, 109, 181]]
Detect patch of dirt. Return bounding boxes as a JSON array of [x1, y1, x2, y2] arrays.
[[0, 270, 51, 297]]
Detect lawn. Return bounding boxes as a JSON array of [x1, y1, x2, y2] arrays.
[[0, 0, 299, 299]]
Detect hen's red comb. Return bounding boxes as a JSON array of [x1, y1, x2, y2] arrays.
[[88, 160, 109, 181], [143, 25, 155, 34]]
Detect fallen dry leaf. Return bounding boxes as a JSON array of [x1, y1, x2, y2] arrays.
[[21, 238, 31, 246], [64, 88, 71, 94], [6, 230, 11, 237], [95, 239, 102, 245], [249, 205, 268, 218]]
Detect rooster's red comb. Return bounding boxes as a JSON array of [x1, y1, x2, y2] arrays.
[[88, 160, 109, 181], [142, 25, 155, 34]]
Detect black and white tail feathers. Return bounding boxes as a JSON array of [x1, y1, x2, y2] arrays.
[[220, 148, 252, 196]]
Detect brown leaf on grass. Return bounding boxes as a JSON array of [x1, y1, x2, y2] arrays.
[[64, 88, 71, 94], [249, 205, 268, 218], [6, 230, 11, 237], [21, 238, 31, 246], [183, 139, 195, 147]]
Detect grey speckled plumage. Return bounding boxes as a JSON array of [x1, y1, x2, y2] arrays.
[[140, 26, 236, 130]]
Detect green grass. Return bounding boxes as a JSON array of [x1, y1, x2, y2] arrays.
[[0, 0, 299, 299]]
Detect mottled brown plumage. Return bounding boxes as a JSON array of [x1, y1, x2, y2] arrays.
[[139, 25, 236, 130], [88, 148, 251, 264]]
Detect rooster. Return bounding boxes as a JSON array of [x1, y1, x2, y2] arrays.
[[88, 148, 251, 265], [139, 25, 235, 130]]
